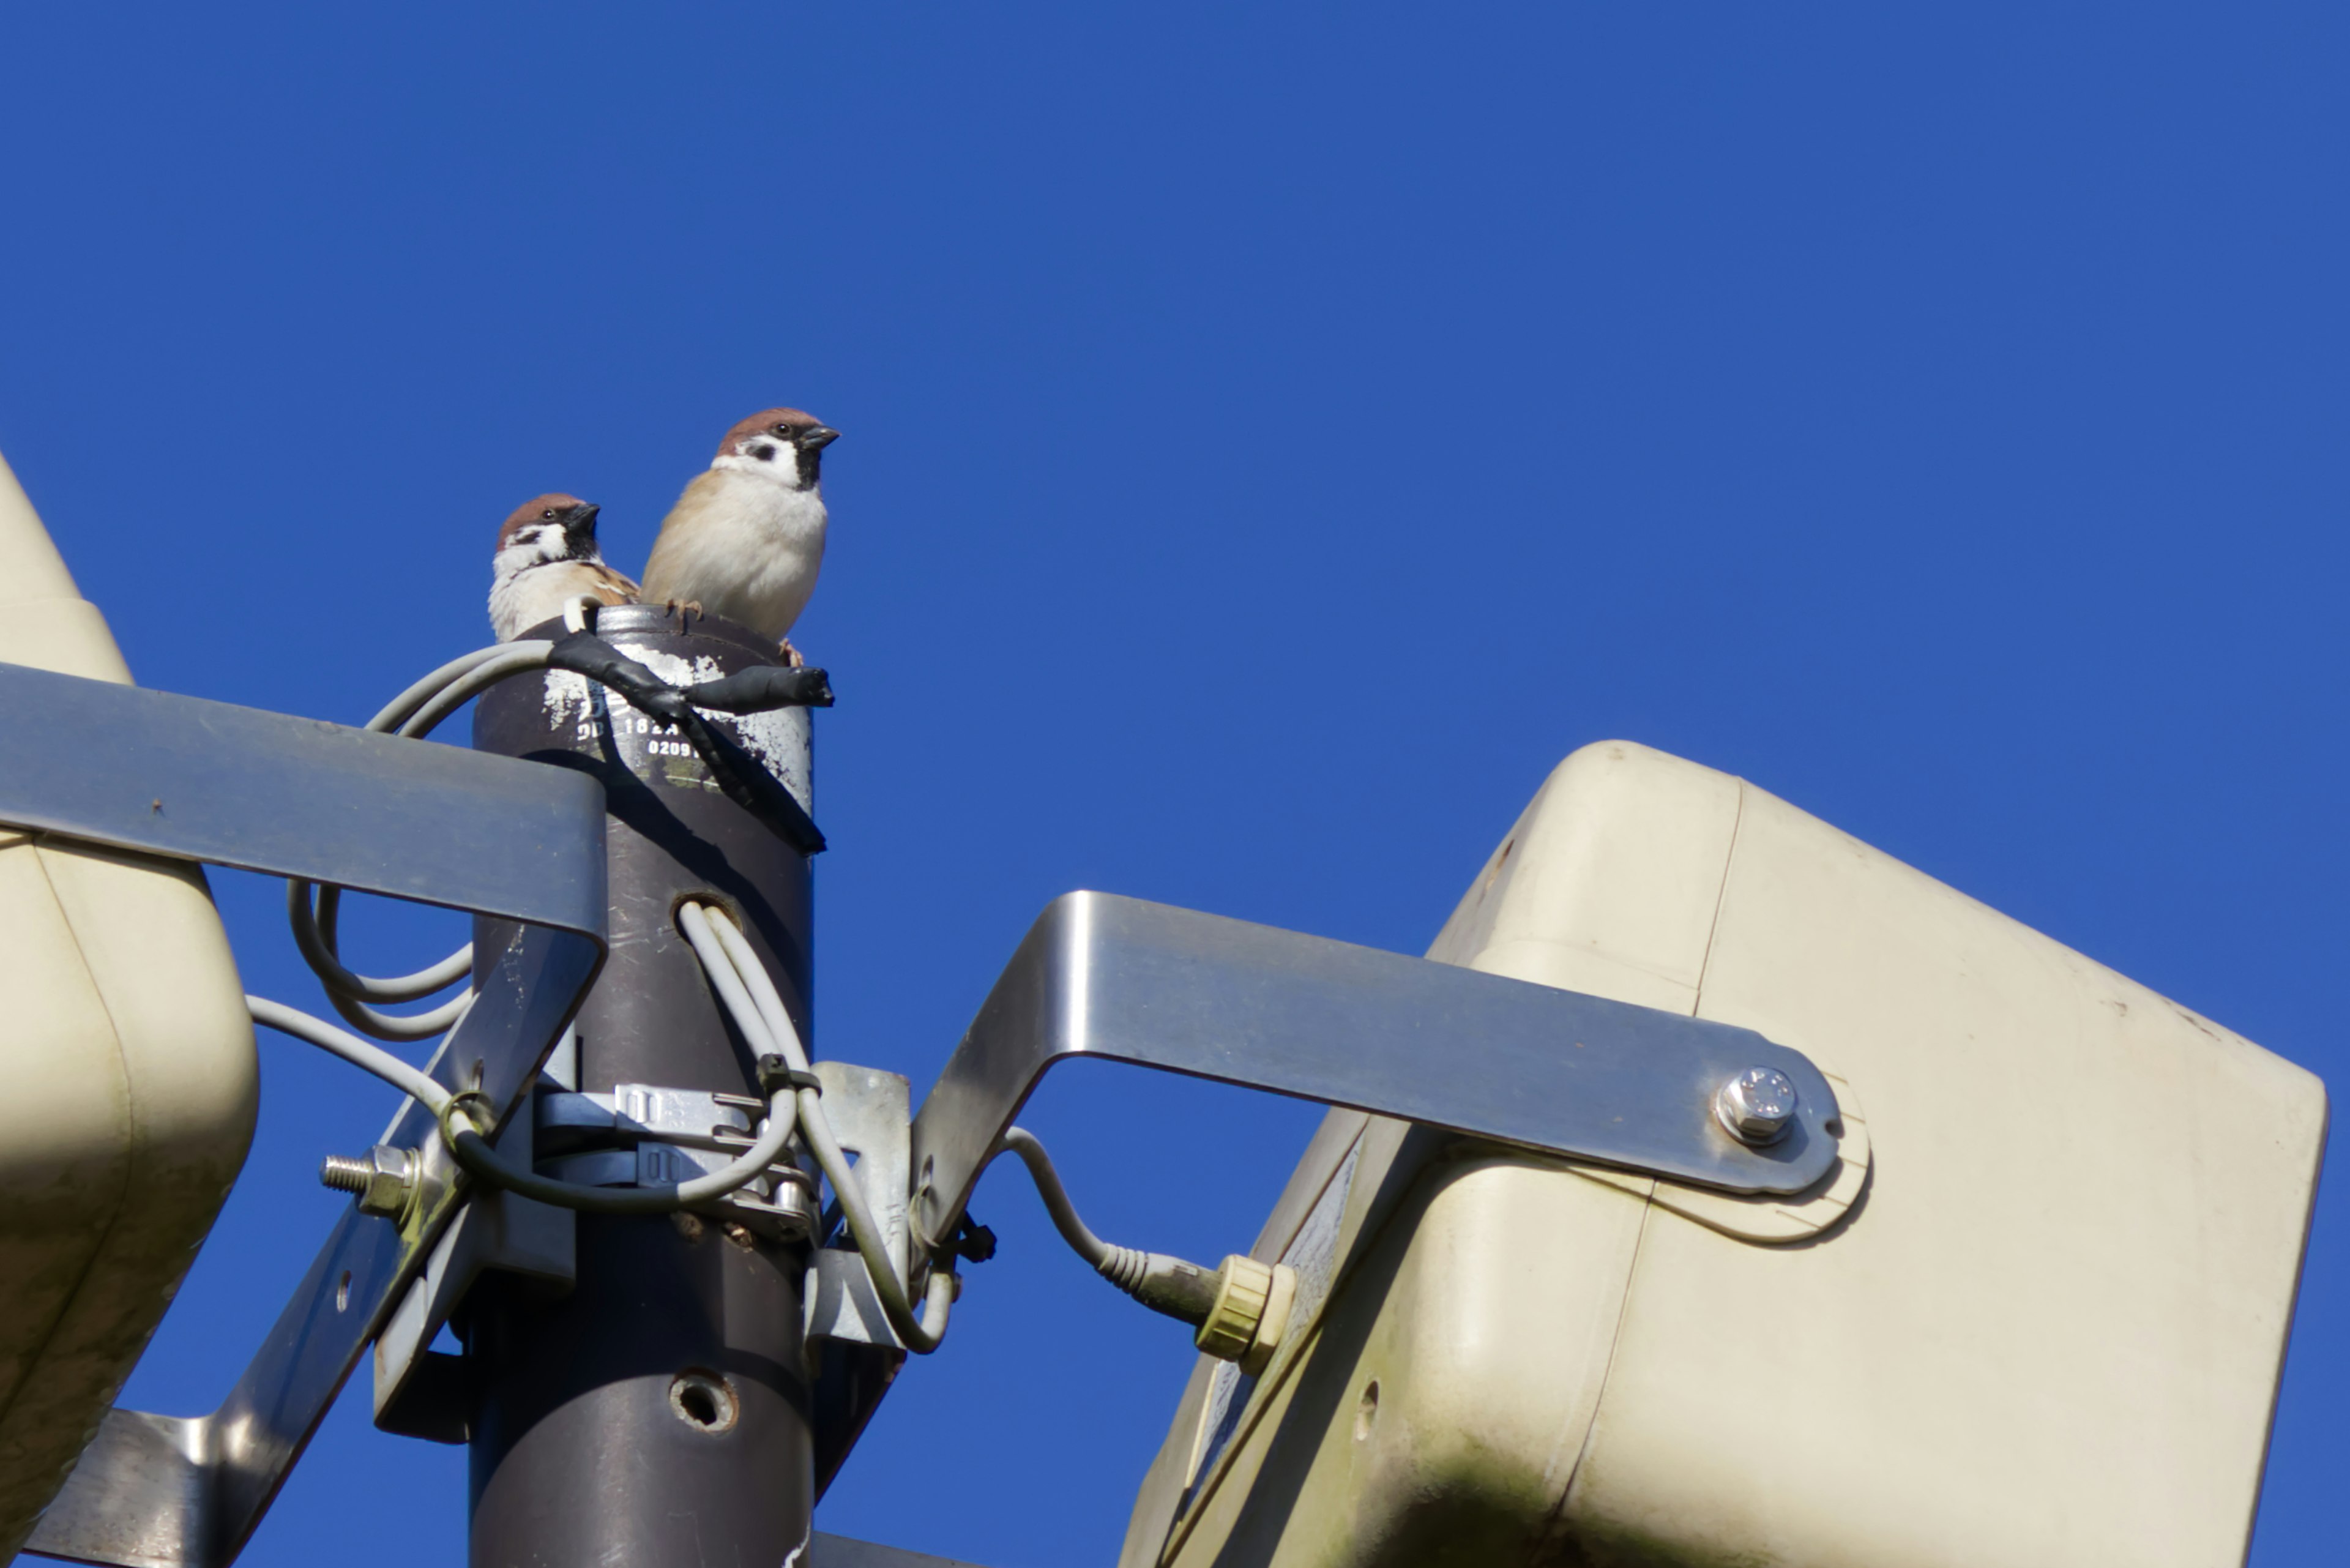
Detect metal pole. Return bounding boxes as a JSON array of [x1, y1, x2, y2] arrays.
[[463, 606, 818, 1568]]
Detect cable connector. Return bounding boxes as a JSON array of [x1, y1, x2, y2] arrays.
[[1193, 1255, 1298, 1377], [1098, 1249, 1297, 1375]]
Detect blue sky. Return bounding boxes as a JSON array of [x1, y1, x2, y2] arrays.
[[1, 6, 2341, 1566]]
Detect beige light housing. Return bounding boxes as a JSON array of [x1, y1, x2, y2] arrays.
[[1123, 741, 2326, 1568], [0, 452, 256, 1556]]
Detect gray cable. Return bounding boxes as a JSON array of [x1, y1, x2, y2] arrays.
[[396, 643, 553, 739], [677, 900, 955, 1353], [439, 1088, 799, 1216], [247, 995, 452, 1113], [247, 992, 794, 1216], [260, 641, 817, 1217], [696, 905, 812, 1073], [285, 640, 556, 1040], [290, 883, 474, 1001], [992, 1127, 1117, 1270], [367, 643, 546, 733], [988, 1127, 1218, 1320], [288, 880, 477, 1040]]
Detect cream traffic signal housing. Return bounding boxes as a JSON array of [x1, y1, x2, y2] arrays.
[[1122, 741, 2326, 1568], [0, 455, 256, 1556]]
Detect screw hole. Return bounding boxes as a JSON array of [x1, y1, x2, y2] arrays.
[[1824, 1118, 1845, 1138], [335, 1271, 351, 1313], [668, 1369, 739, 1434], [1353, 1379, 1379, 1442]]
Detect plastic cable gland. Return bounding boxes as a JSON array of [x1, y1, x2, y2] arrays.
[[1193, 1255, 1299, 1373]]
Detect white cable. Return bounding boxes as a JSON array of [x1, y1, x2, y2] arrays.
[[262, 648, 834, 1220], [397, 643, 553, 739], [366, 644, 531, 733], [247, 995, 452, 1113], [439, 1083, 799, 1216], [291, 883, 475, 1001], [677, 900, 953, 1352], [699, 908, 813, 1074], [248, 993, 796, 1215], [286, 640, 558, 1040]]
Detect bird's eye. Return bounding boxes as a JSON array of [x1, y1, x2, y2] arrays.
[[542, 509, 558, 520], [774, 424, 793, 437]]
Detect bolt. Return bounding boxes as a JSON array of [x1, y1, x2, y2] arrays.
[[1714, 1066, 1799, 1146], [319, 1144, 420, 1218]]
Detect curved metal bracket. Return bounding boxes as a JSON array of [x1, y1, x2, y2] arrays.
[[909, 892, 1841, 1249], [0, 661, 608, 1568]]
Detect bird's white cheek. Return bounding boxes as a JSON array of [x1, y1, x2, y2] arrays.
[[712, 450, 804, 490]]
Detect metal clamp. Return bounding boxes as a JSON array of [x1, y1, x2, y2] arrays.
[[535, 1081, 756, 1154], [532, 1081, 818, 1233], [0, 660, 610, 1568]]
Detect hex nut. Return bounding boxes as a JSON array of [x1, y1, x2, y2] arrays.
[[320, 1144, 420, 1219], [1714, 1066, 1799, 1146]]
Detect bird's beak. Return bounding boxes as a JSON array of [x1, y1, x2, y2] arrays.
[[799, 427, 840, 452], [561, 502, 601, 539]]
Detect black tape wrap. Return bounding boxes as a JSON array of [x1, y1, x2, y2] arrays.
[[546, 631, 830, 855], [687, 664, 835, 713]]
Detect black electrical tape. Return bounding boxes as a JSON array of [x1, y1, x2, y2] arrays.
[[546, 632, 827, 855], [685, 665, 835, 712], [545, 633, 693, 724]]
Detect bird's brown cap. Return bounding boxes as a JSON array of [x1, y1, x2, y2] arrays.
[[718, 408, 838, 458], [498, 493, 595, 551]]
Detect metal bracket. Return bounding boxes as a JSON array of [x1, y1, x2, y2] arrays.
[[372, 1102, 572, 1446], [805, 1061, 913, 1351], [0, 661, 609, 1568], [799, 1062, 912, 1498], [909, 891, 1843, 1251], [371, 1187, 574, 1444]]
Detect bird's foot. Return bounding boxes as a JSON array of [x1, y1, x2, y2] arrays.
[[778, 637, 806, 669], [663, 599, 704, 624]]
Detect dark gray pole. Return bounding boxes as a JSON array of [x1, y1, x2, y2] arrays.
[[464, 605, 818, 1568]]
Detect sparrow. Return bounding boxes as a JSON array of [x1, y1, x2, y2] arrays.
[[639, 408, 838, 653], [487, 493, 641, 640]]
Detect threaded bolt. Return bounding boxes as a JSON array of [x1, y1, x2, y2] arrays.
[[318, 1144, 420, 1218], [1714, 1066, 1799, 1146]]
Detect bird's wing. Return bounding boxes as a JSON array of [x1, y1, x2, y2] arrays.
[[586, 560, 641, 602], [638, 472, 726, 598]]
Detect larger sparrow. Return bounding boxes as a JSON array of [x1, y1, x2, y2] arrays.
[[640, 408, 838, 649], [488, 493, 640, 640]]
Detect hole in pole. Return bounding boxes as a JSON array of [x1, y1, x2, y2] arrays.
[[668, 1368, 739, 1434]]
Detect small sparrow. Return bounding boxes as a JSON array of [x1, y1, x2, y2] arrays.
[[640, 408, 838, 653], [488, 493, 640, 640]]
